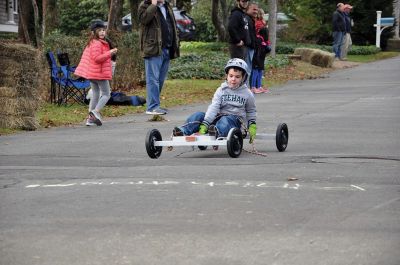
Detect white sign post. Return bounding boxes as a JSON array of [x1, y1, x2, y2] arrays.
[[376, 11, 382, 48], [374, 11, 395, 48]]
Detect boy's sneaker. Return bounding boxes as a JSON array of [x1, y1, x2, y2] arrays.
[[85, 116, 96, 126], [89, 110, 102, 126], [172, 127, 184, 136], [145, 108, 167, 115]]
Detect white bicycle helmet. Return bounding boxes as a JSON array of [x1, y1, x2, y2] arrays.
[[224, 58, 249, 83]]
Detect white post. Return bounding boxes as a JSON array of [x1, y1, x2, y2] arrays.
[[376, 11, 382, 47]]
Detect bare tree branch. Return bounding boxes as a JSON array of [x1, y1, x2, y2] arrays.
[[268, 0, 277, 57]]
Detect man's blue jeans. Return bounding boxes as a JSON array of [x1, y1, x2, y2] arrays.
[[332, 31, 345, 58], [144, 48, 170, 111], [246, 48, 254, 86], [179, 111, 242, 137]]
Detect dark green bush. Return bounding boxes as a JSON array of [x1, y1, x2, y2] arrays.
[[169, 52, 228, 79], [170, 49, 290, 80]]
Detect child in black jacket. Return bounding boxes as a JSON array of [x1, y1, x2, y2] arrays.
[[251, 20, 270, 94]]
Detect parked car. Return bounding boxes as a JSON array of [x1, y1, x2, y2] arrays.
[[263, 12, 292, 32], [121, 7, 196, 41]]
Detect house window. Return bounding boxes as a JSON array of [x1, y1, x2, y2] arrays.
[[13, 0, 18, 14]]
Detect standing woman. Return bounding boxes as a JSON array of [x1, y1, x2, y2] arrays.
[[74, 19, 118, 126]]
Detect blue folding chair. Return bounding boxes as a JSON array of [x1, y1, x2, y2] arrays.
[[45, 51, 67, 104], [57, 52, 90, 105]]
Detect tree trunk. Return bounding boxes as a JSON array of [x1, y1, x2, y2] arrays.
[[129, 0, 141, 31], [394, 0, 400, 39], [31, 0, 41, 47], [18, 0, 32, 45], [268, 0, 277, 57], [212, 0, 227, 41], [42, 0, 46, 39], [43, 0, 58, 37], [220, 0, 229, 31], [108, 0, 123, 31]]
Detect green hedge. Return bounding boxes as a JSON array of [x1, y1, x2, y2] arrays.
[[170, 48, 290, 80]]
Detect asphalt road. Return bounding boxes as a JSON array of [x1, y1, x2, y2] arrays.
[[1, 56, 399, 265]]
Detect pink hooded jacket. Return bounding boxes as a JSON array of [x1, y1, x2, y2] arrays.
[[74, 39, 112, 80]]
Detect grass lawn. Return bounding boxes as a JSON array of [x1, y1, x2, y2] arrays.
[[347, 51, 400, 62]]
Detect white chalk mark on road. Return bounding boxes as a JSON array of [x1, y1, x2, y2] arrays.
[[350, 184, 366, 191], [23, 180, 367, 192]]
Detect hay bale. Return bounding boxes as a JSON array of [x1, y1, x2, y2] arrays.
[[0, 42, 38, 61], [0, 114, 38, 130], [0, 87, 18, 97], [0, 97, 38, 116], [294, 48, 334, 68], [310, 50, 334, 68], [294, 48, 314, 62], [0, 42, 40, 93], [0, 42, 41, 130]]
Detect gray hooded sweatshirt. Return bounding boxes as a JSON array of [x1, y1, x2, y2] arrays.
[[203, 81, 257, 127]]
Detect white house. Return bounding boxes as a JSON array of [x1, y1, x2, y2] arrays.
[[0, 0, 18, 33]]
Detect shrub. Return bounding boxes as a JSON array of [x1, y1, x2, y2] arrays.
[[180, 41, 228, 53], [169, 52, 228, 79], [169, 48, 290, 80]]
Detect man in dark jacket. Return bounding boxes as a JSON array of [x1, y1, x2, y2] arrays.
[[245, 2, 258, 84], [332, 3, 346, 59], [340, 4, 353, 60], [227, 0, 251, 60], [138, 0, 180, 115]]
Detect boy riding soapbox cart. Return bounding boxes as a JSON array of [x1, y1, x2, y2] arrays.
[[145, 123, 289, 159]]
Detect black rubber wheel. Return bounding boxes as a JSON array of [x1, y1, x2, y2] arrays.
[[276, 123, 289, 152], [145, 129, 163, 159], [198, 146, 208, 150], [227, 128, 243, 158]]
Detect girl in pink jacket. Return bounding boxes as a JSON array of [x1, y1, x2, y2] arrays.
[[75, 19, 118, 126]]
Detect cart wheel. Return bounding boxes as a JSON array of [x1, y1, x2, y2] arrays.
[[198, 146, 208, 150], [227, 128, 243, 158], [145, 129, 163, 159], [276, 123, 289, 152]]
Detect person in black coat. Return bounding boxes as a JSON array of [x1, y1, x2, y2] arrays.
[[332, 3, 346, 59], [227, 0, 251, 60], [251, 26, 270, 94]]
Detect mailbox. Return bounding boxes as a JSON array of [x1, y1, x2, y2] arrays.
[[380, 17, 395, 26]]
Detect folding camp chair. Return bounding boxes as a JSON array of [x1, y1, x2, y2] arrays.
[[45, 51, 67, 104], [57, 52, 90, 105]]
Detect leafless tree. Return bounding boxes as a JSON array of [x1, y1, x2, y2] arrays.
[[108, 0, 124, 31], [211, 0, 232, 41], [43, 0, 59, 37], [394, 0, 400, 39], [18, 0, 32, 45], [268, 0, 277, 57], [31, 0, 41, 47], [128, 0, 141, 31]]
